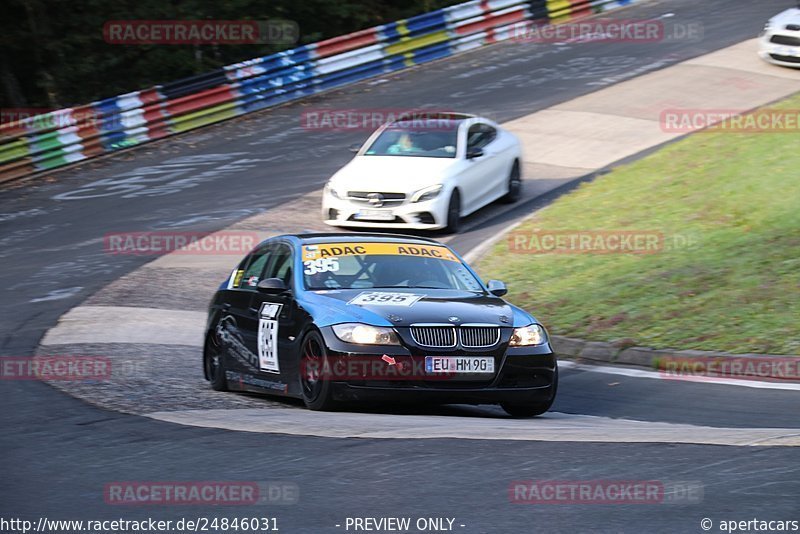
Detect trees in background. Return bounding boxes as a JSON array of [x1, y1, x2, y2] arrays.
[[1, 0, 451, 108]]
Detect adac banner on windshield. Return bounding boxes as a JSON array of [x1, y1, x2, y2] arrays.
[[302, 243, 460, 262]]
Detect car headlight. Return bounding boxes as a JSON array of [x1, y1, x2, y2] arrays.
[[509, 324, 547, 346], [411, 185, 443, 203], [332, 323, 400, 345], [326, 183, 343, 200]]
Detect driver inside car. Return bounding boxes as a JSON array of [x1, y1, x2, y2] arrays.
[[387, 133, 422, 154]]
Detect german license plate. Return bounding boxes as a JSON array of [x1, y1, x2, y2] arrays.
[[425, 356, 494, 374], [355, 209, 394, 221]]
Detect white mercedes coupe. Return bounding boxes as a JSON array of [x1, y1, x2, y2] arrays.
[[758, 3, 800, 68], [321, 113, 522, 233]]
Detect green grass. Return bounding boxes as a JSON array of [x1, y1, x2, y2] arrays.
[[478, 93, 800, 355]]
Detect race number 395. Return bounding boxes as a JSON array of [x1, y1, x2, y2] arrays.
[[304, 257, 339, 275]]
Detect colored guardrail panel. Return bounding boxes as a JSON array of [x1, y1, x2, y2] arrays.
[[452, 5, 530, 36], [0, 159, 35, 183], [224, 47, 316, 81], [0, 138, 31, 164], [315, 58, 392, 91], [384, 30, 451, 56], [315, 45, 385, 75], [315, 28, 381, 58], [170, 101, 244, 133], [409, 41, 454, 64], [166, 85, 241, 116]]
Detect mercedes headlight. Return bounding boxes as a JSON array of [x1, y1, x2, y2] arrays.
[[509, 324, 547, 346], [326, 182, 343, 200], [411, 184, 443, 203], [332, 323, 400, 345]]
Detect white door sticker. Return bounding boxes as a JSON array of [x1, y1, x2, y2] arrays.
[[258, 302, 283, 373], [348, 292, 425, 307]]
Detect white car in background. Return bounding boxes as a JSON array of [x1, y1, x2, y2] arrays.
[[321, 113, 522, 233], [758, 3, 800, 68]]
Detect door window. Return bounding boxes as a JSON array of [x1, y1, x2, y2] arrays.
[[238, 246, 272, 289], [264, 243, 293, 288], [466, 123, 497, 150]]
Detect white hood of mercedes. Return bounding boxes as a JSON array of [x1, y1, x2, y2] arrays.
[[329, 156, 456, 193], [768, 7, 800, 29]]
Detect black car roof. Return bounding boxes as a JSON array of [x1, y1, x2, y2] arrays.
[[287, 232, 442, 246]]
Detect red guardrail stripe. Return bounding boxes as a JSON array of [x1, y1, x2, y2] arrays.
[[314, 28, 380, 59], [165, 86, 238, 116], [453, 7, 528, 35]]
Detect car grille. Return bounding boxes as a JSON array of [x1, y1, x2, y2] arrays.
[[769, 53, 800, 64], [409, 325, 500, 348], [770, 35, 800, 46], [347, 191, 406, 206], [346, 215, 405, 223], [460, 325, 501, 348], [411, 326, 457, 348]]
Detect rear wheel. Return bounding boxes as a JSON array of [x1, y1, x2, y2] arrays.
[[500, 160, 521, 203], [300, 330, 337, 411], [203, 334, 228, 391], [444, 190, 461, 234], [500, 366, 558, 418]]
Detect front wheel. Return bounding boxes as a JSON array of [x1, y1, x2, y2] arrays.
[[203, 334, 228, 391], [444, 190, 461, 234], [500, 161, 521, 203], [299, 330, 338, 411]]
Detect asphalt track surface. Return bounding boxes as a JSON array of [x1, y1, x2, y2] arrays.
[[1, 0, 799, 532]]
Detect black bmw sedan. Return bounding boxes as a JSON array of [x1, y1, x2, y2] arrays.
[[203, 233, 557, 417]]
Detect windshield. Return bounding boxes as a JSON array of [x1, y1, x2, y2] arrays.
[[302, 242, 483, 291], [363, 120, 461, 158]]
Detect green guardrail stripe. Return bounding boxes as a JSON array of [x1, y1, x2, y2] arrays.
[[0, 139, 31, 164]]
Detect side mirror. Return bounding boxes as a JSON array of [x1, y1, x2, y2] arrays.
[[487, 279, 507, 297], [466, 147, 483, 159], [348, 142, 362, 154], [257, 278, 288, 294]]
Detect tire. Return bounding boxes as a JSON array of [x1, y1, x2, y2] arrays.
[[500, 160, 521, 203], [500, 366, 558, 418], [203, 334, 228, 391], [444, 190, 461, 234], [299, 330, 338, 411]]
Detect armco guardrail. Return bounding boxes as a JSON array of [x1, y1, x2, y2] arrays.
[[0, 0, 642, 183]]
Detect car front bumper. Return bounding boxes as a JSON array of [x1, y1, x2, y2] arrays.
[[321, 192, 449, 230], [758, 35, 800, 67], [317, 327, 557, 405]]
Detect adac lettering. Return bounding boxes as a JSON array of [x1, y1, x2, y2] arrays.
[[397, 245, 442, 258], [319, 245, 366, 257]]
